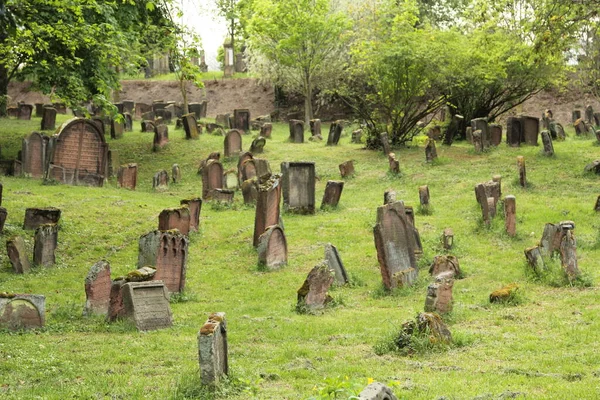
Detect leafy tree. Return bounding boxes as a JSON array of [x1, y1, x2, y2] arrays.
[[247, 0, 350, 125]]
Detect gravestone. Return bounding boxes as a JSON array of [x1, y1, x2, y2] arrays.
[[138, 230, 189, 293], [351, 129, 362, 144], [198, 312, 228, 385], [114, 102, 124, 113], [121, 281, 172, 331], [202, 160, 224, 200], [153, 170, 169, 190], [327, 121, 343, 146], [339, 160, 354, 178], [442, 114, 463, 146], [574, 118, 588, 135], [18, 103, 33, 120], [490, 124, 502, 146], [310, 119, 321, 137], [172, 164, 181, 183], [0, 207, 7, 233], [373, 201, 418, 289], [506, 117, 522, 147], [212, 189, 234, 202], [560, 226, 580, 281], [504, 195, 516, 236], [388, 153, 400, 174], [216, 114, 231, 128], [380, 133, 391, 155], [135, 102, 152, 119], [242, 179, 258, 204], [47, 118, 107, 186], [122, 100, 134, 114], [250, 137, 266, 153], [321, 180, 344, 209], [84, 260, 112, 316], [425, 138, 437, 162], [199, 152, 222, 175], [107, 150, 119, 178], [253, 174, 282, 247], [142, 120, 156, 132], [418, 185, 430, 211], [240, 158, 271, 184], [233, 109, 250, 132], [471, 118, 490, 149], [166, 104, 183, 119], [33, 224, 58, 267], [281, 161, 316, 214], [0, 294, 45, 330], [21, 132, 50, 178], [595, 195, 600, 212], [111, 117, 124, 139], [158, 206, 191, 236], [585, 105, 594, 124], [517, 156, 527, 188], [188, 102, 202, 119], [540, 222, 563, 256], [257, 225, 287, 270], [123, 112, 133, 131], [183, 113, 199, 139], [152, 101, 166, 113], [524, 246, 545, 274], [6, 237, 31, 274], [474, 183, 492, 226], [35, 103, 44, 118], [521, 116, 540, 145], [324, 243, 348, 285], [153, 124, 169, 151], [424, 272, 454, 314], [442, 228, 454, 250], [224, 130, 243, 157], [180, 198, 202, 232], [155, 109, 172, 125], [572, 110, 581, 123], [23, 207, 61, 230], [260, 123, 272, 138], [584, 159, 600, 174], [465, 126, 472, 143], [224, 169, 239, 190], [541, 130, 554, 156], [199, 101, 208, 118], [472, 130, 483, 152], [41, 107, 57, 130], [297, 262, 334, 310], [142, 111, 155, 122], [117, 163, 138, 190], [289, 120, 305, 143], [429, 255, 461, 278]]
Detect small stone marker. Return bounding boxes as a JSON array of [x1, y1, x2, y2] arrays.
[[153, 124, 169, 150], [584, 159, 600, 174], [472, 129, 483, 152], [339, 160, 354, 178], [180, 198, 202, 232], [84, 260, 112, 316], [281, 161, 316, 214], [388, 153, 400, 174], [310, 119, 321, 137], [153, 170, 169, 190], [429, 255, 461, 278], [202, 160, 224, 200], [321, 180, 344, 209], [121, 281, 173, 331], [541, 130, 554, 156], [111, 117, 124, 139], [0, 294, 45, 330], [41, 107, 57, 130], [117, 163, 138, 190], [0, 207, 7, 233], [169, 164, 180, 185], [33, 224, 58, 267], [517, 156, 526, 188], [158, 206, 191, 236], [441, 228, 454, 250], [351, 129, 362, 144], [198, 312, 228, 385], [524, 246, 545, 275], [250, 136, 266, 153], [224, 129, 243, 157], [424, 272, 454, 314], [324, 243, 348, 285], [289, 119, 305, 143], [183, 113, 199, 139], [471, 117, 490, 148], [297, 262, 334, 311], [425, 138, 437, 162], [400, 313, 452, 345], [504, 195, 516, 236], [358, 382, 398, 400], [418, 185, 430, 211], [138, 230, 189, 293], [23, 207, 61, 230], [380, 133, 391, 155], [257, 225, 287, 270], [6, 236, 31, 274], [260, 123, 272, 138], [490, 124, 502, 146], [559, 223, 580, 281], [326, 121, 343, 145], [223, 169, 238, 190]]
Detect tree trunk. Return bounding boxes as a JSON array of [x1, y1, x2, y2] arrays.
[[304, 75, 313, 126], [0, 62, 8, 117], [180, 78, 189, 115]]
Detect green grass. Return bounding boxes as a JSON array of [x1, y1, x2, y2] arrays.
[[1, 113, 600, 399], [120, 71, 253, 81]]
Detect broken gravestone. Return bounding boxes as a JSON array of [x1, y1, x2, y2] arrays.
[[33, 224, 58, 267], [6, 236, 31, 274], [121, 281, 173, 331], [138, 230, 189, 293], [517, 156, 527, 187], [172, 164, 181, 183], [297, 262, 334, 311], [153, 170, 169, 190], [327, 121, 343, 146], [429, 255, 461, 278], [441, 228, 454, 250], [524, 246, 545, 275], [424, 272, 454, 314], [0, 293, 45, 330], [198, 312, 228, 385], [339, 160, 354, 178], [117, 163, 138, 190], [183, 113, 199, 139], [23, 207, 61, 230], [321, 180, 344, 209], [253, 174, 282, 247], [83, 260, 112, 316], [324, 243, 349, 285], [180, 198, 202, 232], [257, 225, 287, 270]]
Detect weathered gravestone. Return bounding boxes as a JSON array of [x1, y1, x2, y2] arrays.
[[424, 272, 454, 314], [310, 119, 321, 137], [216, 114, 231, 128], [441, 228, 454, 250], [257, 225, 287, 270], [540, 222, 563, 256], [474, 183, 496, 226], [0, 207, 7, 233], [18, 103, 33, 120], [110, 117, 124, 139], [289, 120, 305, 143], [472, 130, 484, 153], [172, 164, 181, 183], [158, 206, 191, 236], [324, 243, 348, 285], [572, 110, 581, 123], [240, 158, 271, 183], [152, 101, 166, 113], [471, 118, 490, 149], [297, 262, 334, 311], [117, 163, 138, 190], [465, 126, 473, 143], [121, 281, 173, 331], [339, 160, 354, 178], [0, 294, 45, 330], [198, 152, 221, 175], [327, 121, 343, 146], [517, 156, 527, 187], [233, 109, 250, 132], [321, 180, 344, 209], [84, 260, 112, 316], [41, 107, 57, 131], [198, 312, 228, 385], [595, 195, 600, 212], [388, 153, 400, 174], [153, 124, 169, 151], [107, 149, 119, 178], [250, 136, 266, 154], [33, 224, 58, 267], [384, 189, 396, 205], [153, 170, 169, 190], [490, 124, 502, 146], [559, 222, 580, 281], [19, 132, 50, 178], [260, 123, 272, 138], [223, 169, 239, 190], [442, 114, 463, 146], [123, 112, 133, 132], [241, 179, 258, 204], [23, 207, 61, 230], [212, 188, 234, 203], [224, 130, 243, 157], [429, 255, 461, 278], [418, 185, 430, 212], [584, 159, 600, 174], [425, 138, 437, 162], [138, 230, 189, 293], [524, 246, 545, 274], [521, 115, 540, 145], [373, 201, 418, 289], [183, 113, 199, 139], [281, 161, 316, 214], [135, 102, 152, 119], [541, 130, 554, 156], [188, 102, 202, 119], [47, 119, 107, 186], [142, 120, 156, 133], [586, 105, 594, 124], [155, 109, 172, 125], [202, 160, 224, 200], [122, 100, 134, 115], [180, 198, 202, 232], [506, 117, 523, 147], [236, 151, 253, 184], [6, 236, 31, 274], [358, 382, 398, 400], [351, 129, 363, 144], [504, 195, 516, 236], [253, 174, 282, 247], [404, 206, 423, 255], [35, 103, 44, 118]]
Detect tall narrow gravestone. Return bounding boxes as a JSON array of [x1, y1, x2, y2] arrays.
[[198, 312, 228, 385], [327, 121, 343, 146], [310, 119, 321, 137], [425, 138, 437, 162], [541, 130, 554, 156], [121, 281, 173, 331], [324, 243, 349, 285], [253, 174, 282, 247], [202, 160, 224, 200], [111, 117, 124, 139], [33, 224, 58, 267], [41, 107, 57, 131], [224, 130, 243, 157], [188, 102, 202, 119], [321, 180, 344, 209], [138, 230, 189, 293], [257, 225, 287, 270], [260, 123, 272, 138], [84, 260, 112, 316], [20, 132, 50, 178], [504, 195, 516, 236], [521, 115, 540, 145], [517, 156, 527, 188], [281, 162, 316, 214], [289, 120, 304, 143], [180, 198, 202, 232], [233, 109, 250, 132], [117, 163, 138, 190], [0, 294, 45, 330], [506, 117, 522, 147], [6, 236, 31, 274], [183, 113, 199, 139], [471, 118, 490, 149], [373, 201, 418, 289], [0, 207, 7, 234], [158, 206, 191, 236]]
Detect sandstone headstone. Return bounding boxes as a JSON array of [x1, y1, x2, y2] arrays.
[[540, 222, 563, 256], [6, 236, 31, 274], [20, 132, 50, 178], [321, 180, 344, 209], [84, 260, 112, 316], [327, 121, 343, 146], [153, 170, 169, 190], [424, 272, 454, 314], [504, 195, 516, 236], [236, 151, 253, 184], [198, 312, 228, 385], [429, 255, 460, 278], [289, 120, 304, 143], [0, 294, 45, 330], [117, 163, 138, 190], [121, 281, 173, 331], [517, 156, 526, 188], [281, 161, 316, 214], [158, 206, 191, 236], [33, 224, 58, 267], [257, 225, 287, 270], [41, 107, 57, 131], [253, 174, 281, 247], [260, 123, 272, 138], [180, 198, 202, 232], [442, 228, 454, 250], [474, 183, 491, 226], [172, 164, 181, 183], [585, 105, 594, 124], [212, 188, 234, 202], [224, 129, 243, 157], [388, 153, 400, 174], [297, 262, 334, 310], [152, 124, 169, 151], [324, 243, 348, 285], [521, 115, 539, 145], [23, 207, 61, 230], [339, 160, 354, 178], [138, 230, 189, 293], [111, 117, 124, 139], [351, 129, 362, 144], [202, 160, 224, 200], [524, 246, 545, 275], [560, 226, 580, 281], [183, 113, 199, 139], [233, 109, 250, 132], [490, 124, 502, 146], [418, 185, 430, 211]]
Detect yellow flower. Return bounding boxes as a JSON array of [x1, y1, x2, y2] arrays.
[[367, 377, 374, 384]]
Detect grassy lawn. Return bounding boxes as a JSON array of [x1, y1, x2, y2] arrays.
[[0, 113, 599, 399]]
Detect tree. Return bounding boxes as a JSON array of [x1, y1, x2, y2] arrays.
[[247, 0, 350, 125]]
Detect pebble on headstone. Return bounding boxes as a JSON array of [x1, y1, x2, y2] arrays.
[[424, 272, 454, 314], [153, 169, 169, 190], [310, 119, 321, 137], [339, 160, 355, 178], [327, 121, 343, 146], [358, 382, 398, 400], [490, 283, 518, 303], [121, 281, 173, 331], [425, 138, 437, 162], [33, 224, 58, 267], [429, 255, 461, 278], [281, 161, 316, 214], [180, 198, 202, 232], [84, 260, 112, 316], [0, 294, 45, 330], [117, 163, 138, 190], [6, 236, 31, 274], [504, 195, 516, 236], [441, 228, 454, 250], [324, 243, 349, 285], [289, 119, 305, 143], [250, 136, 267, 154], [257, 225, 287, 270], [138, 230, 189, 293], [158, 206, 191, 236], [388, 153, 400, 174], [524, 246, 545, 275], [198, 312, 228, 385], [560, 225, 580, 281], [517, 156, 526, 188], [321, 180, 344, 209], [380, 133, 391, 155], [253, 174, 282, 246], [297, 262, 334, 311], [23, 207, 61, 230], [418, 185, 430, 211]]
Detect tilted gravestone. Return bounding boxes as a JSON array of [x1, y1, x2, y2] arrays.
[[281, 161, 316, 214], [310, 119, 321, 137], [474, 183, 494, 226], [23, 207, 61, 230], [202, 160, 224, 200], [250, 136, 266, 154], [324, 243, 348, 285], [260, 123, 272, 138], [253, 175, 282, 247], [541, 130, 554, 156], [388, 153, 400, 174], [153, 170, 169, 190], [121, 281, 173, 331], [33, 224, 58, 267], [257, 225, 287, 270], [321, 180, 344, 209], [373, 201, 418, 289], [297, 262, 334, 310], [524, 246, 545, 275], [84, 260, 112, 316], [153, 124, 169, 151], [198, 312, 228, 385], [41, 107, 57, 131], [6, 236, 31, 274], [180, 198, 202, 232], [138, 230, 189, 293], [233, 109, 250, 132], [237, 151, 254, 185], [0, 294, 45, 330], [506, 117, 522, 147], [158, 206, 191, 236], [289, 119, 305, 143], [339, 160, 354, 178], [224, 129, 243, 157], [47, 118, 108, 186], [117, 163, 138, 190], [20, 132, 50, 178], [424, 272, 454, 314], [327, 121, 343, 146], [183, 113, 199, 139]]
